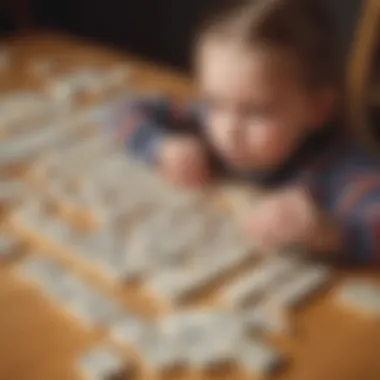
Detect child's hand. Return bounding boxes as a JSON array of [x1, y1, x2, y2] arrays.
[[159, 136, 211, 188], [244, 187, 341, 253]]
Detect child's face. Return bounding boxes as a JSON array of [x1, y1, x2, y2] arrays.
[[196, 39, 333, 172]]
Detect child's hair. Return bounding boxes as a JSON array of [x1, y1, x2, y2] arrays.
[[196, 0, 339, 88]]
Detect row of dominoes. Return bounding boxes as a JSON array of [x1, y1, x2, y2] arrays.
[[12, 255, 140, 379], [14, 255, 128, 329], [0, 92, 57, 134], [110, 309, 283, 376], [223, 257, 331, 308], [12, 254, 284, 377], [78, 338, 282, 380], [12, 187, 260, 298], [0, 107, 100, 165], [50, 67, 131, 100], [238, 264, 332, 335]]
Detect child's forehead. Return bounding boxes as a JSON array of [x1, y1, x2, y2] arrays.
[[196, 39, 303, 100]]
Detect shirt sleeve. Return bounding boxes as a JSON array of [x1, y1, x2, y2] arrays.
[[96, 95, 201, 165], [335, 176, 380, 266]]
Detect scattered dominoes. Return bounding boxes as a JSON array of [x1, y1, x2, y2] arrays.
[[14, 255, 124, 328], [159, 310, 243, 369], [134, 329, 186, 372], [0, 58, 343, 380]]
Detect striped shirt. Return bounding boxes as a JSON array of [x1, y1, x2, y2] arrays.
[[98, 95, 380, 265]]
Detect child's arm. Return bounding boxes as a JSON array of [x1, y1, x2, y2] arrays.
[[97, 95, 211, 187], [97, 96, 199, 163]]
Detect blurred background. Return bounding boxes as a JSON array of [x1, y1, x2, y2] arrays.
[[0, 0, 365, 73], [1, 0, 379, 141]]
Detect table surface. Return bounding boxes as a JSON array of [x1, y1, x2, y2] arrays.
[[1, 31, 380, 380]]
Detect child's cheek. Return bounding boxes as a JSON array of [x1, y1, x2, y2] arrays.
[[246, 126, 294, 165]]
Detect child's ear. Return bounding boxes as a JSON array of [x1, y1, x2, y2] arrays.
[[309, 86, 337, 128]]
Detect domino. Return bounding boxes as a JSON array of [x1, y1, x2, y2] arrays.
[[237, 340, 285, 376], [16, 256, 123, 327], [134, 329, 186, 372], [64, 286, 123, 328], [38, 218, 73, 245], [159, 310, 242, 370], [16, 201, 73, 244], [0, 124, 66, 163], [336, 279, 380, 316], [79, 345, 127, 380], [160, 310, 243, 346], [147, 248, 252, 303], [222, 256, 300, 308], [268, 265, 332, 308], [241, 302, 290, 335], [14, 256, 64, 288], [183, 244, 256, 292], [110, 314, 151, 347], [182, 335, 237, 370], [145, 269, 196, 302]]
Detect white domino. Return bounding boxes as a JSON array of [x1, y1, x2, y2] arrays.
[[14, 256, 64, 287], [110, 314, 150, 347], [147, 245, 253, 303], [16, 255, 123, 327], [223, 257, 300, 308], [79, 345, 127, 380], [134, 329, 186, 372], [241, 302, 289, 335], [237, 340, 284, 376], [269, 265, 332, 307], [337, 279, 380, 315], [146, 269, 198, 302], [160, 311, 243, 367]]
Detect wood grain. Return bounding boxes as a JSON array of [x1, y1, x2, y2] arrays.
[[0, 31, 379, 380]]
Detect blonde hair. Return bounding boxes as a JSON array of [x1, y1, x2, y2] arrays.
[[197, 0, 338, 88]]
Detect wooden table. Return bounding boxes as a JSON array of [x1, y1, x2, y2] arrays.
[[0, 31, 380, 380]]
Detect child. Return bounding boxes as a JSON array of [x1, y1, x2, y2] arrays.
[[103, 0, 380, 265]]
